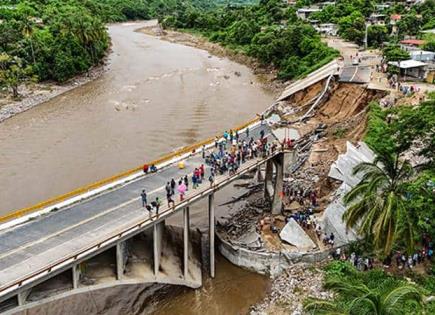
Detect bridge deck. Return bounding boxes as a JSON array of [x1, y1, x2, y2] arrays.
[[0, 124, 272, 292]]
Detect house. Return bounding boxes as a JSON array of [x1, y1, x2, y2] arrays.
[[369, 14, 386, 25], [296, 7, 321, 21], [318, 1, 336, 9], [400, 39, 427, 52], [388, 60, 427, 80], [409, 50, 435, 63], [375, 4, 390, 12], [315, 23, 338, 36]]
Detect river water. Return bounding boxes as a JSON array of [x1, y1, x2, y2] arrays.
[[1, 22, 274, 313]]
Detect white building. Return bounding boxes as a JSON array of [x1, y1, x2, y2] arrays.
[[296, 7, 321, 21]]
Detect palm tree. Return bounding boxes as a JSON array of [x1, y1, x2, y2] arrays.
[[304, 278, 424, 315], [22, 18, 36, 65], [342, 153, 415, 255]]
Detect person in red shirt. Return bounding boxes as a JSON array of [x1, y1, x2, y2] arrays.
[[143, 164, 149, 174]]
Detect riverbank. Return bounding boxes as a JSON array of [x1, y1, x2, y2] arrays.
[[250, 262, 331, 315], [0, 60, 107, 124], [138, 23, 286, 95]]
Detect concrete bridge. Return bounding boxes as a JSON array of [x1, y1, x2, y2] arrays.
[[0, 121, 292, 313]]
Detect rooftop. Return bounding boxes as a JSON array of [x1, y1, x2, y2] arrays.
[[400, 39, 427, 46], [388, 59, 427, 69]]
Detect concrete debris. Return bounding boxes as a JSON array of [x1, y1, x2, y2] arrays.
[[217, 197, 270, 250], [250, 263, 332, 315], [279, 219, 316, 251], [320, 141, 375, 246], [328, 141, 375, 187]]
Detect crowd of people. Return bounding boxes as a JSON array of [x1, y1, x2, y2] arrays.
[[332, 234, 433, 272], [139, 126, 281, 219], [333, 248, 375, 271]]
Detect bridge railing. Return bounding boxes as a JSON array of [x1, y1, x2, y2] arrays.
[[0, 149, 289, 298], [0, 117, 260, 224]]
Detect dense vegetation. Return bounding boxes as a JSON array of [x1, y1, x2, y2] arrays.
[[309, 0, 435, 48], [0, 0, 338, 96], [0, 0, 235, 95], [305, 261, 435, 314], [161, 0, 339, 80], [342, 94, 435, 257]]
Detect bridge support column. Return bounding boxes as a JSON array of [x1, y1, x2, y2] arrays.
[[283, 150, 297, 176], [271, 153, 284, 215], [208, 193, 215, 278], [153, 221, 165, 276], [116, 241, 128, 280], [264, 160, 274, 201], [17, 289, 31, 306], [72, 264, 81, 289], [183, 207, 190, 280]]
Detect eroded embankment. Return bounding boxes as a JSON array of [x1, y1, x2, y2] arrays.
[[216, 79, 385, 262]]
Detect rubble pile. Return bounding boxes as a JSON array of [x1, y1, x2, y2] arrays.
[[250, 263, 332, 315], [217, 197, 270, 243]]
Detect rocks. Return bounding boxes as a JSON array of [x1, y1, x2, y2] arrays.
[[250, 263, 332, 315]]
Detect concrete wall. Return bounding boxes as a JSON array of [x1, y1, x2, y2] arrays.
[[218, 234, 337, 277]]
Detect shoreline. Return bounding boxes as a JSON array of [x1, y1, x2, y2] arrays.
[[0, 22, 284, 125], [0, 61, 108, 124], [138, 24, 287, 96]]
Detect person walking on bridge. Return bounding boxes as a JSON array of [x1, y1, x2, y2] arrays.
[[165, 182, 171, 196], [184, 175, 189, 191], [141, 190, 147, 207], [170, 178, 176, 195], [178, 180, 186, 201]]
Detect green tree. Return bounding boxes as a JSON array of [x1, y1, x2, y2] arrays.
[[382, 45, 409, 62], [0, 53, 35, 98], [338, 11, 365, 45], [305, 278, 424, 315], [367, 25, 388, 48], [343, 153, 415, 256]]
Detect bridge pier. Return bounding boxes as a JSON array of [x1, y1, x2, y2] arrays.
[[183, 207, 190, 279], [153, 220, 165, 276], [264, 160, 274, 201], [17, 289, 31, 306], [264, 153, 285, 215], [116, 241, 128, 280], [72, 264, 81, 289], [209, 193, 215, 278], [271, 153, 284, 215]]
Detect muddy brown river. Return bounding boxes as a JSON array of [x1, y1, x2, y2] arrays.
[[0, 22, 274, 314]]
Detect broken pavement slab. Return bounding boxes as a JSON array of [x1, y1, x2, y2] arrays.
[[279, 218, 316, 251]]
